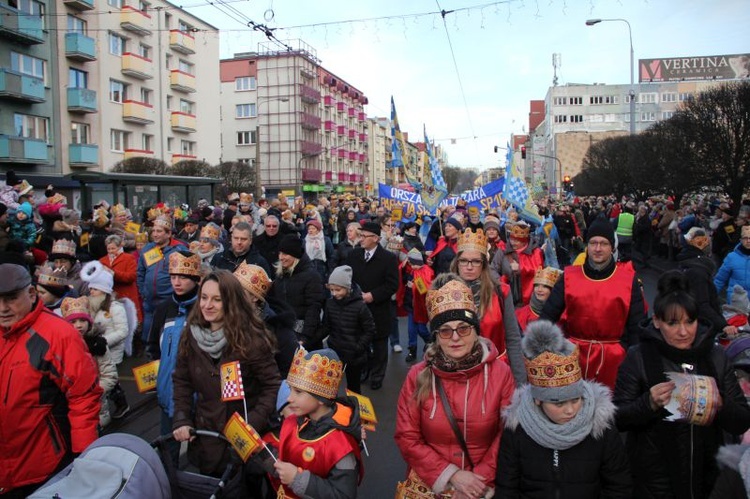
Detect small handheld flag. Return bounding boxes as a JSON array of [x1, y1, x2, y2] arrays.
[[346, 389, 378, 431], [221, 361, 245, 402], [223, 412, 269, 462], [132, 360, 159, 393]]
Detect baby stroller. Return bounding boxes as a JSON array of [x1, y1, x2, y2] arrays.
[[151, 429, 246, 499], [29, 433, 171, 499]]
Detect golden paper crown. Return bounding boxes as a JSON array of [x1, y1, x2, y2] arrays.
[[239, 192, 253, 204], [188, 241, 201, 252], [60, 296, 91, 320], [168, 251, 201, 277], [152, 215, 172, 231], [524, 345, 582, 390], [92, 207, 110, 228], [47, 193, 67, 205], [233, 262, 271, 300], [456, 228, 488, 255], [533, 267, 563, 288], [51, 239, 77, 258], [426, 280, 476, 322], [508, 222, 530, 240], [110, 203, 127, 217], [135, 232, 149, 244], [200, 223, 221, 241], [37, 265, 68, 288], [386, 235, 404, 253], [286, 348, 344, 400]]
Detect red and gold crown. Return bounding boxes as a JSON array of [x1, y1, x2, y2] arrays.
[[168, 251, 201, 277], [426, 280, 476, 322], [147, 203, 170, 221], [233, 262, 271, 300], [50, 238, 77, 258], [286, 348, 344, 400], [60, 296, 92, 322], [508, 221, 530, 240], [152, 215, 172, 231], [239, 192, 253, 205], [524, 345, 582, 390], [37, 265, 68, 288], [200, 223, 221, 241], [533, 267, 563, 288], [456, 228, 488, 255], [135, 231, 149, 244]]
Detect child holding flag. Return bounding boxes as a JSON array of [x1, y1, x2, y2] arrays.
[[397, 248, 434, 363], [273, 348, 363, 498]]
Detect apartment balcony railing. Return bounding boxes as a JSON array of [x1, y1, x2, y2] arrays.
[[0, 135, 48, 163], [324, 95, 335, 107], [124, 148, 154, 160], [336, 125, 345, 136], [0, 68, 44, 102], [358, 132, 366, 142], [63, 0, 94, 10], [324, 171, 333, 182], [323, 120, 334, 132], [300, 112, 321, 130], [301, 140, 323, 156], [347, 107, 355, 118], [337, 172, 347, 182], [69, 143, 98, 166], [172, 153, 197, 165], [67, 88, 97, 113], [169, 70, 195, 93], [300, 84, 320, 104], [347, 129, 356, 140], [169, 29, 195, 55], [336, 101, 345, 112], [358, 111, 366, 122], [348, 151, 357, 161], [122, 100, 155, 124], [121, 52, 153, 79], [120, 6, 153, 36], [337, 149, 346, 159], [170, 111, 196, 132], [0, 4, 44, 44], [65, 32, 96, 62], [301, 168, 322, 182], [359, 153, 366, 163]]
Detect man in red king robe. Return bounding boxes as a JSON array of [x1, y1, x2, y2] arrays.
[[540, 219, 646, 390]]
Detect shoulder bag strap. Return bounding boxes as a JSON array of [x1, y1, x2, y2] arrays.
[[434, 375, 475, 469]]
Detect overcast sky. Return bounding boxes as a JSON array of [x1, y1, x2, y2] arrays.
[[186, 0, 749, 171]]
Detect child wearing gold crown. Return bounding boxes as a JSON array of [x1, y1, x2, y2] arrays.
[[272, 347, 363, 498], [496, 320, 631, 498]]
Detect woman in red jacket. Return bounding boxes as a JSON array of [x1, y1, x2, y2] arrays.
[[100, 234, 142, 324], [395, 275, 515, 499]]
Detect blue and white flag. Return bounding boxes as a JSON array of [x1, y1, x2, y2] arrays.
[[502, 142, 541, 225], [420, 126, 449, 213]]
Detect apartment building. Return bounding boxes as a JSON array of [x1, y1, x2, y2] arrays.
[[0, 0, 220, 174]]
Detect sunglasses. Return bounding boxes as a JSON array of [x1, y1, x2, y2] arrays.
[[434, 324, 474, 339]]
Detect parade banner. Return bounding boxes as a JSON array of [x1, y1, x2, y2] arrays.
[[378, 177, 506, 217]]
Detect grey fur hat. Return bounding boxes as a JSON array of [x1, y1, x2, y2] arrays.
[[522, 320, 584, 403]]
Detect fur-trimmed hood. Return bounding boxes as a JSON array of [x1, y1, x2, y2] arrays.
[[503, 380, 615, 440], [716, 444, 750, 494]]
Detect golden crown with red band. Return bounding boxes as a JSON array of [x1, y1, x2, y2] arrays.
[[200, 223, 221, 241], [36, 265, 68, 288], [456, 228, 488, 256], [50, 238, 77, 258], [426, 279, 476, 322], [168, 251, 201, 277], [533, 266, 563, 288], [524, 344, 582, 389], [286, 348, 344, 400], [233, 262, 271, 300], [152, 215, 172, 231], [508, 221, 530, 240], [60, 296, 91, 321], [147, 203, 170, 222]]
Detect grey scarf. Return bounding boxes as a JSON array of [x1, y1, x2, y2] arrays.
[[190, 324, 227, 359], [529, 293, 545, 315]]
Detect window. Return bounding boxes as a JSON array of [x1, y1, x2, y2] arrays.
[[138, 0, 149, 13], [107, 0, 122, 7], [14, 113, 49, 141], [553, 115, 567, 124], [178, 59, 193, 74], [178, 20, 193, 32], [110, 129, 129, 152], [13, 0, 44, 17], [109, 80, 127, 103], [235, 77, 257, 91], [570, 115, 583, 123], [69, 68, 88, 88], [137, 43, 150, 60], [165, 54, 172, 70], [10, 52, 45, 80], [140, 87, 152, 104], [236, 104, 256, 118], [67, 15, 86, 34], [237, 131, 257, 145], [180, 140, 195, 155], [142, 134, 153, 151], [679, 92, 693, 102], [662, 111, 675, 120], [625, 94, 634, 103], [641, 112, 656, 122], [590, 95, 618, 105], [553, 96, 567, 106], [179, 99, 193, 114], [109, 33, 126, 56], [166, 95, 173, 110], [71, 122, 90, 144], [639, 93, 657, 104], [570, 97, 583, 105], [661, 92, 677, 103], [167, 137, 173, 152]]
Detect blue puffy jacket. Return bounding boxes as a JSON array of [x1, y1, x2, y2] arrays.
[[136, 239, 186, 314], [714, 243, 750, 302]]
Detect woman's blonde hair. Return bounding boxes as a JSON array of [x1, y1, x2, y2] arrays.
[[449, 251, 494, 317]]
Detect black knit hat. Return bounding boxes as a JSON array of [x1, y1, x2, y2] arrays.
[[279, 234, 303, 259], [586, 219, 615, 246], [5, 170, 19, 187]]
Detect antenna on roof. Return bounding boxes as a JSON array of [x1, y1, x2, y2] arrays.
[[552, 53, 561, 87]]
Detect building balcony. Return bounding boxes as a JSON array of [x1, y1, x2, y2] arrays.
[[69, 143, 98, 167], [324, 95, 335, 107], [337, 149, 346, 159], [120, 6, 153, 36], [358, 111, 366, 122], [172, 153, 197, 165], [171, 111, 196, 133], [170, 70, 195, 93], [347, 129, 356, 140], [358, 132, 366, 142], [0, 68, 45, 102], [121, 52, 153, 79], [169, 29, 195, 55], [323, 120, 334, 132], [63, 0, 94, 10], [122, 100, 155, 124], [324, 171, 333, 182], [347, 107, 355, 118], [301, 168, 322, 182], [65, 33, 96, 62], [300, 112, 321, 130], [124, 148, 154, 160], [348, 151, 357, 161], [359, 153, 366, 163], [0, 4, 44, 44], [0, 135, 48, 163], [336, 125, 345, 136], [336, 101, 345, 113], [337, 171, 347, 182], [301, 140, 322, 156], [67, 88, 97, 113], [300, 84, 320, 104]]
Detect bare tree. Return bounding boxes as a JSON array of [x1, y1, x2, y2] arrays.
[[214, 161, 255, 194], [171, 160, 212, 177], [111, 157, 168, 174]]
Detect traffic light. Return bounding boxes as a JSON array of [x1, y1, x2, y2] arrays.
[[563, 175, 572, 192], [563, 175, 571, 183], [521, 146, 526, 159]]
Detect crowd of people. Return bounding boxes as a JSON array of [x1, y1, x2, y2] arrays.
[[2, 167, 750, 498]]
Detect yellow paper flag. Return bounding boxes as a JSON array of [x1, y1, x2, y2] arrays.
[[132, 360, 159, 393], [125, 221, 142, 234], [223, 412, 263, 462], [391, 207, 403, 222], [346, 389, 378, 427], [142, 247, 163, 267]]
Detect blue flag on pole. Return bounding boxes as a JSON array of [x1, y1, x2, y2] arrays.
[[420, 126, 449, 213], [390, 97, 420, 189], [502, 142, 542, 225]]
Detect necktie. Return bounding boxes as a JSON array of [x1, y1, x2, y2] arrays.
[[365, 250, 371, 262]]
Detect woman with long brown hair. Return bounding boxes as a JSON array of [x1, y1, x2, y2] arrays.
[[172, 269, 281, 476]]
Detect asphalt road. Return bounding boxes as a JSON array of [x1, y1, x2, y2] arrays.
[[108, 260, 667, 498]]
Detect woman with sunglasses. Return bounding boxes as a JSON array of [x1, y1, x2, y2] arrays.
[[395, 275, 515, 499], [449, 229, 527, 384]]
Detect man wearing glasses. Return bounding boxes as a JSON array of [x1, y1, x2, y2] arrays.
[[254, 215, 286, 268], [540, 219, 646, 390]]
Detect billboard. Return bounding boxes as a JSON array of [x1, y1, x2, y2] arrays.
[[639, 54, 750, 83]]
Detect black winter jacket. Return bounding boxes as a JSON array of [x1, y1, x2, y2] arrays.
[[677, 246, 727, 332], [209, 246, 271, 276], [344, 245, 399, 339], [323, 285, 376, 367], [263, 296, 299, 378], [613, 321, 750, 499]]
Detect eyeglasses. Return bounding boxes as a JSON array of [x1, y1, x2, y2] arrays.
[[435, 324, 474, 339], [265, 224, 278, 229], [457, 258, 483, 267], [587, 241, 612, 248]]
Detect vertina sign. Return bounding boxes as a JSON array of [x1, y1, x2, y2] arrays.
[[639, 53, 750, 83]]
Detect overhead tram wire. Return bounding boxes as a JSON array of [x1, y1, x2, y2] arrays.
[[13, 0, 249, 17]]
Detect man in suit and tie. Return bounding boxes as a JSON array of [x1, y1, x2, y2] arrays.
[[345, 222, 399, 390]]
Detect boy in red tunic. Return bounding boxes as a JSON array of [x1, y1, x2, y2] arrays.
[[273, 348, 363, 498]]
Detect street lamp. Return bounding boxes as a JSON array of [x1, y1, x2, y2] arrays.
[[586, 18, 636, 135], [534, 153, 563, 199], [255, 97, 289, 199]]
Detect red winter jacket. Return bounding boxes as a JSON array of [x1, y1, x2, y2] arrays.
[[395, 339, 515, 495], [0, 299, 102, 493]]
